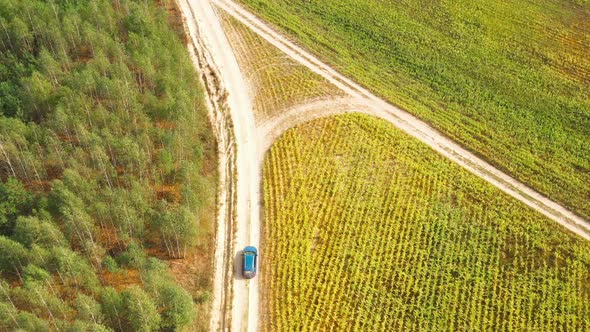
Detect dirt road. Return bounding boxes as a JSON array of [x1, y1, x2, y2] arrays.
[[179, 0, 259, 331], [180, 0, 590, 331]]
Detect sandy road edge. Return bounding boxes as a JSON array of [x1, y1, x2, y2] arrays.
[[177, 1, 238, 330], [216, 0, 590, 241]]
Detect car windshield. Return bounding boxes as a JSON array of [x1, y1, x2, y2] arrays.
[[244, 253, 255, 271]]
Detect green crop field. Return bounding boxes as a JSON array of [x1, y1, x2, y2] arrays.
[[262, 114, 590, 331], [218, 11, 342, 122], [240, 0, 590, 220]]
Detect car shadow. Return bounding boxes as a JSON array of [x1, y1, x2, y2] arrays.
[[234, 250, 244, 280]]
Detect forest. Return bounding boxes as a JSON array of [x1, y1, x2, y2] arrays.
[[0, 0, 215, 331]]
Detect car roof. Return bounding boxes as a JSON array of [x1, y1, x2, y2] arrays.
[[244, 253, 256, 271]]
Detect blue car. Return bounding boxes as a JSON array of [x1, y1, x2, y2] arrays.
[[242, 246, 258, 279]]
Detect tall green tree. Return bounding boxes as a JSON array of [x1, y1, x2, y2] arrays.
[[0, 236, 29, 275], [121, 286, 161, 332], [0, 177, 33, 235]]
